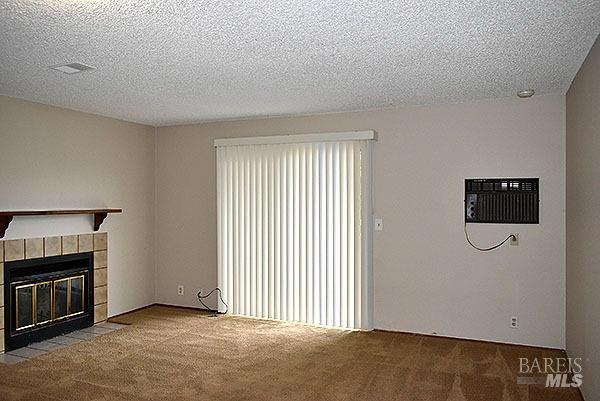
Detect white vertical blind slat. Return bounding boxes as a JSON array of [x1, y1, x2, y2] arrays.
[[243, 154, 249, 314], [341, 142, 348, 329], [355, 143, 363, 326], [319, 145, 327, 326], [306, 147, 313, 324], [348, 142, 355, 327], [326, 144, 334, 326], [250, 154, 256, 317], [216, 149, 223, 310], [312, 146, 320, 324], [236, 150, 242, 315], [274, 151, 281, 320], [268, 150, 275, 319], [293, 148, 300, 322], [282, 152, 289, 321], [256, 153, 262, 317], [300, 146, 307, 323]]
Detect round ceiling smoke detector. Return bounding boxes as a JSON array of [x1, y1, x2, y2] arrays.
[[517, 89, 535, 98]]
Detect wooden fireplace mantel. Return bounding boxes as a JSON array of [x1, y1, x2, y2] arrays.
[[0, 209, 122, 238]]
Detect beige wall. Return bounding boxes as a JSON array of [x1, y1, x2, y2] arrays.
[[156, 94, 566, 348], [566, 35, 600, 400], [0, 96, 156, 316]]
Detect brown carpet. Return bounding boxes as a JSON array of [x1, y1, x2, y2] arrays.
[[0, 305, 583, 401]]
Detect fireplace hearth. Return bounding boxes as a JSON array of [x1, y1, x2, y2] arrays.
[[3, 253, 94, 351]]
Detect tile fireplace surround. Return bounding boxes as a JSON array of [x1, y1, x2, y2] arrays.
[[0, 232, 108, 353]]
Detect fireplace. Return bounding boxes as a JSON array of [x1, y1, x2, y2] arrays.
[[0, 233, 109, 353], [3, 253, 94, 351]]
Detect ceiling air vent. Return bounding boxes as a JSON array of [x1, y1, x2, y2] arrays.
[[51, 62, 96, 74]]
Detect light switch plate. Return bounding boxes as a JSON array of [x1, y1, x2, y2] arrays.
[[374, 218, 383, 231]]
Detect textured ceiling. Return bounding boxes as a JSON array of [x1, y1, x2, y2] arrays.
[[1, 0, 599, 126]]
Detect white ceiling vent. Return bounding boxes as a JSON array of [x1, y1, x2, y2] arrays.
[[51, 62, 95, 74]]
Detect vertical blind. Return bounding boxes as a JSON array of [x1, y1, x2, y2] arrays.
[[216, 133, 373, 330]]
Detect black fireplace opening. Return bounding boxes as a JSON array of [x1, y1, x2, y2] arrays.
[[3, 252, 94, 351]]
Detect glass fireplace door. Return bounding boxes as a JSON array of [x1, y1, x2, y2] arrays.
[[13, 273, 86, 332], [36, 282, 53, 325], [15, 284, 35, 330]]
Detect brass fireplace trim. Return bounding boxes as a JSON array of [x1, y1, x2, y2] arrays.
[[14, 283, 35, 331], [13, 273, 86, 332]]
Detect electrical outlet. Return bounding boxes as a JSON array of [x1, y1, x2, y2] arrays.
[[374, 218, 383, 231], [510, 233, 519, 246], [510, 316, 518, 329], [177, 285, 184, 296]]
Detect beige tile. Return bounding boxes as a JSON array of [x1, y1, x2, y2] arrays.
[[94, 285, 107, 305], [4, 239, 24, 261], [94, 232, 107, 251], [94, 303, 107, 323], [0, 286, 3, 308], [0, 329, 4, 352], [94, 268, 107, 287], [44, 237, 61, 257], [25, 238, 44, 259], [94, 250, 107, 269], [0, 263, 3, 286], [78, 234, 93, 252], [0, 307, 3, 330], [62, 235, 78, 255], [0, 241, 3, 262]]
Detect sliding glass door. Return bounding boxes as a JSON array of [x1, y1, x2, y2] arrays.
[[215, 132, 374, 330]]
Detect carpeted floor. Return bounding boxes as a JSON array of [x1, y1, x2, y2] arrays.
[[0, 305, 583, 401]]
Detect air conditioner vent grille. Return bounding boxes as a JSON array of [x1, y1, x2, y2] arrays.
[[465, 178, 539, 224]]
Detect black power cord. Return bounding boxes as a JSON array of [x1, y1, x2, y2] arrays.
[[197, 287, 228, 317], [464, 222, 515, 252]]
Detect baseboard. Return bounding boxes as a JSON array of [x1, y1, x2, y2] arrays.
[[107, 302, 156, 321], [376, 328, 565, 351], [108, 303, 216, 319], [154, 302, 216, 313]]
